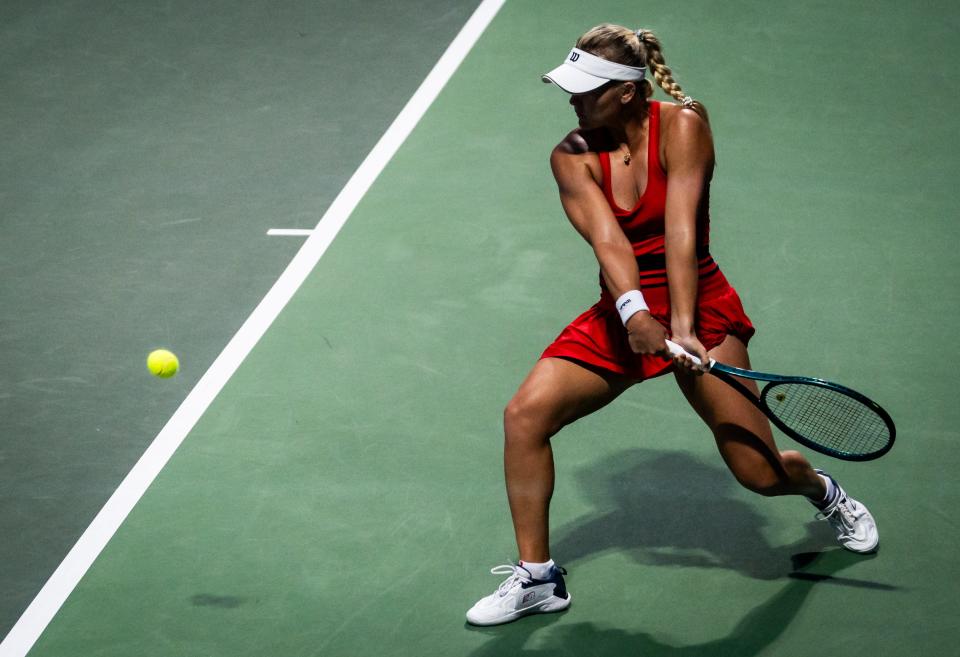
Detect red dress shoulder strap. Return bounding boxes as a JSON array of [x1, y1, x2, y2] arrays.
[[598, 150, 615, 209]]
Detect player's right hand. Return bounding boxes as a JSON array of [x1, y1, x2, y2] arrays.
[[625, 311, 670, 358]]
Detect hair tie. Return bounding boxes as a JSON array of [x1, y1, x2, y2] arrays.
[[635, 29, 645, 43], [681, 96, 694, 108]]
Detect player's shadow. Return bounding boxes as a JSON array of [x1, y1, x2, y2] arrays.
[[552, 447, 833, 580], [466, 447, 897, 656], [466, 549, 876, 657]]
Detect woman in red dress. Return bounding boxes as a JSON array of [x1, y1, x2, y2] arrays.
[[466, 24, 878, 626]]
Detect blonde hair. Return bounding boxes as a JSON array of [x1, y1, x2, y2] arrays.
[[576, 24, 708, 121]]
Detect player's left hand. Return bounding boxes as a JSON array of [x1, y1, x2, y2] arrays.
[[670, 334, 709, 374]]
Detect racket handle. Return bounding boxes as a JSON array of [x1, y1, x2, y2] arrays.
[[665, 340, 716, 370]]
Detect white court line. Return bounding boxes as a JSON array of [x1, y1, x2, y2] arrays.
[[0, 1, 506, 654], [267, 228, 314, 236]]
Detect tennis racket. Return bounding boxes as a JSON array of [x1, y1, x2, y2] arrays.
[[665, 340, 895, 461]]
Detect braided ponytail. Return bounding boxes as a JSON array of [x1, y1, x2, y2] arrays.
[[635, 29, 707, 121], [577, 24, 708, 122]]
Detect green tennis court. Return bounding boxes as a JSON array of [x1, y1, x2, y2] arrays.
[[3, 0, 959, 655]]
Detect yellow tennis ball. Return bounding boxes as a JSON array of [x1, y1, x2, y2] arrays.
[[147, 349, 179, 378]]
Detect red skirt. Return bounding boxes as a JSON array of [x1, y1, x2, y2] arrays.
[[540, 262, 755, 381]]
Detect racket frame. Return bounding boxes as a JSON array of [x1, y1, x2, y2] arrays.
[[664, 341, 896, 461], [707, 362, 896, 461]]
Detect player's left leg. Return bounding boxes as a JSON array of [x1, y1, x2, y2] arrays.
[[674, 334, 878, 552], [674, 334, 823, 497]]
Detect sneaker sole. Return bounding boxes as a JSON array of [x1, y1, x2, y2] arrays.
[[841, 536, 879, 553], [466, 594, 572, 626]]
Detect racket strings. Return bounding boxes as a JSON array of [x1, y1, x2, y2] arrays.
[[764, 382, 891, 456]]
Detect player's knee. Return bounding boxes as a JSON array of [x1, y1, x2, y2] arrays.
[[504, 393, 560, 444], [780, 450, 809, 475]]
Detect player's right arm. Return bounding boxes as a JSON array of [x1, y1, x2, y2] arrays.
[[549, 134, 668, 357]]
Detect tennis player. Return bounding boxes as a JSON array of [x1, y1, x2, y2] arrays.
[[466, 24, 878, 626]]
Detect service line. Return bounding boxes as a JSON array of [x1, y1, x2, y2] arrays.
[[0, 0, 506, 653]]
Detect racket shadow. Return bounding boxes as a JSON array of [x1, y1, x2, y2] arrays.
[[551, 447, 859, 580], [787, 552, 899, 591]]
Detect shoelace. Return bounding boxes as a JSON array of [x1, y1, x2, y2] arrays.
[[490, 564, 532, 597], [816, 497, 858, 534]]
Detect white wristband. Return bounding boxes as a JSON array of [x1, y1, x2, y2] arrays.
[[616, 289, 649, 326]]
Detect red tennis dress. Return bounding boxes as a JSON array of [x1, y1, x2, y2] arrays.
[[540, 101, 755, 380]]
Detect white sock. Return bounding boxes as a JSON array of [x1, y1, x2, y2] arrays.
[[814, 473, 838, 508], [519, 559, 554, 579]]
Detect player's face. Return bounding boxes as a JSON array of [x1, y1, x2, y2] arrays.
[[569, 82, 622, 129]]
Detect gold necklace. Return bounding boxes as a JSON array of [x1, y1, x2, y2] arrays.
[[622, 145, 631, 166]]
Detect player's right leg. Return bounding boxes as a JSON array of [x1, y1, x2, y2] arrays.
[[466, 357, 633, 626]]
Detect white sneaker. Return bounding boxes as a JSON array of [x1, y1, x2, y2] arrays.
[[466, 563, 571, 626], [813, 470, 879, 553]]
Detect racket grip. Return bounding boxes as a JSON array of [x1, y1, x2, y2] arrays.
[[665, 340, 716, 370]]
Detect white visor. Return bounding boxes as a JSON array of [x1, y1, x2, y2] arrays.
[[542, 48, 646, 94]]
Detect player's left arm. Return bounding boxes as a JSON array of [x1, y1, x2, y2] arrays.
[[663, 106, 715, 370]]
